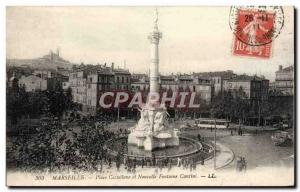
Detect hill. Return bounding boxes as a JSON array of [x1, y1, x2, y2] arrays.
[[7, 50, 74, 70]]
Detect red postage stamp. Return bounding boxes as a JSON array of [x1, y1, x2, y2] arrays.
[[233, 37, 272, 58], [229, 7, 284, 58]]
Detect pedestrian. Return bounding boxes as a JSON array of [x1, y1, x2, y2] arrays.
[[165, 157, 169, 167], [193, 159, 197, 170], [133, 157, 137, 167], [177, 157, 182, 167], [230, 129, 233, 136], [168, 161, 172, 172], [141, 157, 145, 168], [241, 157, 247, 172], [236, 157, 241, 171], [152, 154, 156, 167], [116, 159, 121, 171], [108, 157, 112, 168], [158, 160, 163, 172], [127, 162, 131, 173], [200, 156, 204, 165], [197, 134, 202, 142]]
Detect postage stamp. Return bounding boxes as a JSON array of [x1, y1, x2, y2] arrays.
[[233, 37, 272, 58], [229, 6, 284, 58]]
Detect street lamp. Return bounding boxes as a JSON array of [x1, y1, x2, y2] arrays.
[[117, 106, 120, 130], [214, 118, 217, 170]]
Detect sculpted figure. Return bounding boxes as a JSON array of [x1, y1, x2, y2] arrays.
[[154, 111, 166, 132], [136, 108, 150, 131]]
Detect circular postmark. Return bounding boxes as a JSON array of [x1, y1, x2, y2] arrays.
[[229, 6, 284, 46]]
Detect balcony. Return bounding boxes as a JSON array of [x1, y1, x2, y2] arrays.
[[275, 78, 293, 81]]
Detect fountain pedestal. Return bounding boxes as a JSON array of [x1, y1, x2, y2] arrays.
[[128, 105, 180, 151]]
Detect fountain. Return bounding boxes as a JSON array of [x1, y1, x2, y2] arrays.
[[104, 9, 213, 163], [127, 9, 179, 151]]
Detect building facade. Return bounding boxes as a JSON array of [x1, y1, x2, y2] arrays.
[[113, 68, 131, 90], [195, 70, 236, 96], [224, 75, 269, 100], [85, 68, 114, 115], [275, 65, 294, 95], [131, 74, 212, 103], [69, 63, 130, 115], [18, 75, 47, 92]]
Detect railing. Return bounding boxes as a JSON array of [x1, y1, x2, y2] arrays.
[[104, 136, 214, 165]]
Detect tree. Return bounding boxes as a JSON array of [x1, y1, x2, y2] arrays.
[[232, 87, 250, 124], [7, 85, 29, 124], [210, 91, 226, 119], [47, 87, 70, 118], [210, 88, 250, 123]]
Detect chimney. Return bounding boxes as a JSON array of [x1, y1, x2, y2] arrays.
[[279, 65, 283, 71], [111, 62, 114, 70]]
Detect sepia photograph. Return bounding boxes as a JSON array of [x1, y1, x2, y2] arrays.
[[5, 6, 295, 187]]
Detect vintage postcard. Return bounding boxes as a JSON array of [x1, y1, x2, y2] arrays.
[[6, 6, 295, 187]]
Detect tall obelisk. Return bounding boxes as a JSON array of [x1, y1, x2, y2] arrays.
[[148, 9, 162, 95]]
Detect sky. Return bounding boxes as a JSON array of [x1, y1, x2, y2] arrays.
[[6, 6, 294, 81]]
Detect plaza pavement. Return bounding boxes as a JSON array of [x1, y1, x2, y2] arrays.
[[109, 120, 294, 170]]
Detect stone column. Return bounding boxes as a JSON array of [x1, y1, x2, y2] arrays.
[[148, 23, 162, 95]]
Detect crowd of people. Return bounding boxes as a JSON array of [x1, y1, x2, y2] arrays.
[[7, 112, 118, 173], [7, 111, 213, 174], [119, 153, 205, 174]]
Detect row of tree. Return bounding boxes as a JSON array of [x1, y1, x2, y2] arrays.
[[7, 85, 73, 125], [210, 88, 293, 125], [7, 84, 292, 126]]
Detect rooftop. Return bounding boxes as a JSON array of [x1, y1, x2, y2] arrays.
[[194, 70, 235, 79], [277, 65, 294, 73], [228, 74, 267, 82]]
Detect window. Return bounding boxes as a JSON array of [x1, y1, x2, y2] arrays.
[[117, 76, 119, 83], [122, 77, 124, 83]]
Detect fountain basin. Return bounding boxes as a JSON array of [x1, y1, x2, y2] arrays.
[[105, 136, 213, 161]]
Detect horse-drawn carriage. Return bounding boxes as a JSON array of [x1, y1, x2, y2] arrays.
[[271, 130, 293, 146]]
